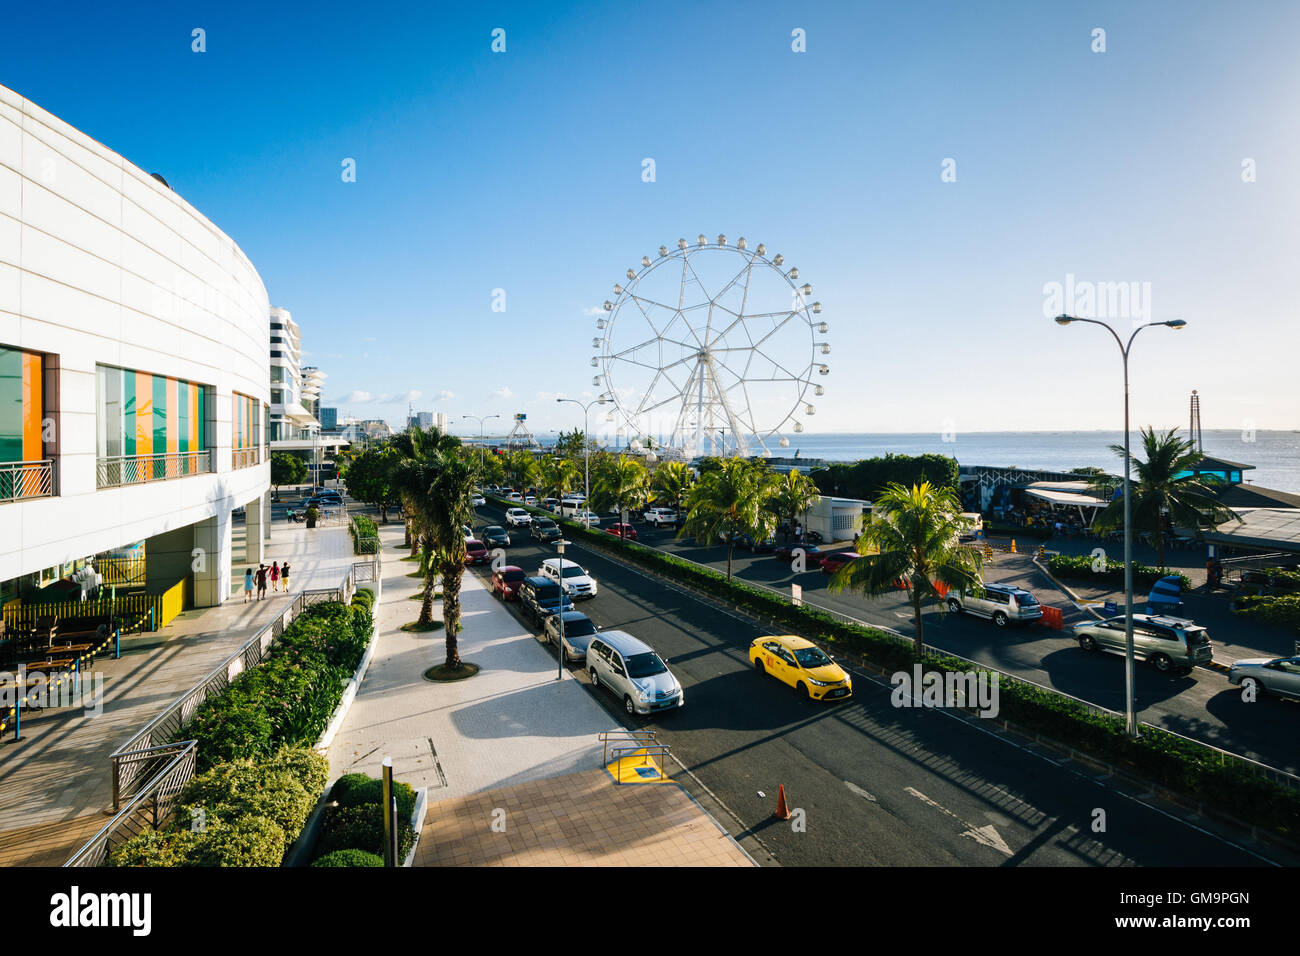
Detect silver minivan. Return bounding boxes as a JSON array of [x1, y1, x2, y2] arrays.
[[946, 583, 1043, 627], [587, 630, 684, 716], [1072, 614, 1213, 672]]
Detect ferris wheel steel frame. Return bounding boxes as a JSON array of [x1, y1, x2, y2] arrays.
[[592, 235, 829, 458]]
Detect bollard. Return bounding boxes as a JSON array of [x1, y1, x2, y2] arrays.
[[115, 626, 120, 659], [13, 695, 19, 741], [381, 757, 395, 867]]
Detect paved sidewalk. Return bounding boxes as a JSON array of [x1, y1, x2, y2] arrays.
[[326, 522, 754, 867], [0, 521, 354, 867]]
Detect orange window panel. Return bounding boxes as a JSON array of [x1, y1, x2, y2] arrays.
[[135, 371, 153, 458], [22, 352, 42, 461]]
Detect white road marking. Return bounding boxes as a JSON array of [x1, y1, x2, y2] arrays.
[[904, 786, 1013, 857], [845, 780, 877, 802]]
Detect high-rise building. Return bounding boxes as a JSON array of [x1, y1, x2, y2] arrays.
[[321, 407, 338, 430], [269, 307, 315, 441]]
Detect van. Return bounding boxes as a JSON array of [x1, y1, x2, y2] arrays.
[[586, 630, 684, 716]]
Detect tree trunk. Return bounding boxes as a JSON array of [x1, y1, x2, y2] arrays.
[[441, 555, 463, 668], [418, 568, 436, 626], [912, 591, 925, 658], [727, 542, 734, 579]]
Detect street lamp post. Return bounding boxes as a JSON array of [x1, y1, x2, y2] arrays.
[[462, 414, 501, 471], [556, 397, 609, 503], [555, 538, 570, 681], [1054, 314, 1186, 737]]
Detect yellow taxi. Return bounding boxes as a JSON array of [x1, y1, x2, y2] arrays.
[[748, 635, 853, 701]]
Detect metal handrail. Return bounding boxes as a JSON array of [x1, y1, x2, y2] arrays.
[[96, 450, 213, 488], [0, 459, 55, 502], [231, 447, 261, 469], [599, 729, 657, 765]]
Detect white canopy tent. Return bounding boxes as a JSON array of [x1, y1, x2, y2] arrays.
[[1022, 481, 1111, 527]]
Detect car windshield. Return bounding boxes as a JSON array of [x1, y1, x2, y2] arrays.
[[534, 583, 561, 601], [503, 570, 524, 581], [793, 646, 832, 668], [560, 565, 587, 578], [486, 526, 504, 534], [1015, 593, 1039, 606], [537, 519, 556, 529], [625, 652, 667, 678], [561, 618, 596, 636]]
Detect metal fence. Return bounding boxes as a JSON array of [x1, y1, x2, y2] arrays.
[[96, 450, 213, 489], [65, 741, 197, 868], [0, 459, 55, 502], [231, 447, 261, 470]]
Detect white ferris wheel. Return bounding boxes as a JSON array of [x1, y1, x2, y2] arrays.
[[591, 234, 830, 458]]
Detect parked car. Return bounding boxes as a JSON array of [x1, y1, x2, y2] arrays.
[[819, 551, 861, 574], [491, 565, 526, 601], [306, 492, 342, 509], [464, 539, 490, 565], [587, 630, 684, 716], [605, 523, 638, 541], [539, 557, 598, 599], [471, 493, 486, 507], [505, 508, 532, 528], [643, 508, 677, 528], [1072, 614, 1213, 672], [774, 543, 825, 567], [1227, 656, 1300, 701], [530, 517, 562, 542], [542, 611, 600, 664], [946, 584, 1042, 627], [749, 635, 853, 701], [569, 510, 601, 528], [507, 491, 524, 503], [481, 525, 511, 548], [462, 523, 475, 542], [519, 575, 575, 625]]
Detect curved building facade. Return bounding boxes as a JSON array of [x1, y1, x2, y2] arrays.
[[0, 84, 271, 607]]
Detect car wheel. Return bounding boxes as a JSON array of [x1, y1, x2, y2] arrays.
[[1240, 676, 1264, 697], [623, 696, 636, 716], [947, 598, 961, 614], [795, 681, 808, 698], [754, 658, 765, 675], [1079, 634, 1097, 652], [560, 644, 569, 665], [590, 668, 599, 688], [1151, 653, 1173, 673], [993, 612, 1009, 627]]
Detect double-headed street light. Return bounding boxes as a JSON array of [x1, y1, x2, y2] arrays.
[[556, 397, 609, 503], [1054, 313, 1187, 738], [462, 414, 501, 470]]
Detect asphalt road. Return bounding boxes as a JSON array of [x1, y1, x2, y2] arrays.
[[469, 503, 1285, 867], [619, 522, 1299, 775]]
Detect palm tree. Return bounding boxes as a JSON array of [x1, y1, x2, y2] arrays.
[[538, 457, 579, 500], [391, 457, 445, 626], [1088, 426, 1239, 570], [651, 460, 694, 515], [505, 450, 539, 492], [679, 457, 775, 578], [768, 467, 821, 541], [590, 455, 650, 526], [828, 482, 983, 656]]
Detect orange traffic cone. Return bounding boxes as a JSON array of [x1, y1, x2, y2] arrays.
[[774, 784, 791, 821], [1010, 539, 1018, 554]]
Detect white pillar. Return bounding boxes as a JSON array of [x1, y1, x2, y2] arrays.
[[245, 495, 265, 565], [192, 510, 233, 607]]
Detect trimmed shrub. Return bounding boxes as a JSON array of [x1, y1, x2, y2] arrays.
[[311, 848, 384, 867], [266, 747, 330, 796], [331, 775, 417, 820], [313, 803, 414, 862], [186, 817, 286, 867], [1233, 594, 1300, 628], [1047, 554, 1192, 591], [179, 764, 314, 848], [106, 828, 201, 867]]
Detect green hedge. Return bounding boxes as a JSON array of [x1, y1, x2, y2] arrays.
[[1047, 554, 1192, 591], [311, 848, 384, 867], [185, 601, 373, 770], [1233, 594, 1300, 628], [312, 773, 417, 864], [107, 748, 328, 867], [488, 494, 1300, 841], [350, 515, 381, 555], [810, 453, 959, 501]]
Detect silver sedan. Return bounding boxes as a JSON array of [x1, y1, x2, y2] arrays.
[[1228, 656, 1300, 702]]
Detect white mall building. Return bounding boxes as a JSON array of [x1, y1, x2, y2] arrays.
[[1, 83, 273, 613]]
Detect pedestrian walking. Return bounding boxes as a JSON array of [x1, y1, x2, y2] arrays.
[[281, 561, 291, 592], [243, 568, 254, 603], [270, 561, 280, 592], [256, 564, 268, 600]]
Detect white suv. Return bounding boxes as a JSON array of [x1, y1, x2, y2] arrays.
[[505, 507, 532, 528], [644, 508, 677, 528], [539, 557, 598, 599], [587, 630, 684, 716], [946, 584, 1043, 627]]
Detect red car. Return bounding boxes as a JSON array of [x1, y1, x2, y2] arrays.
[[605, 523, 638, 541], [464, 539, 490, 565], [491, 565, 525, 600], [820, 552, 861, 574]]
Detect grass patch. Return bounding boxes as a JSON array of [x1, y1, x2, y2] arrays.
[[400, 555, 421, 562], [409, 591, 443, 600], [406, 570, 430, 578], [423, 662, 480, 682], [400, 620, 443, 633]]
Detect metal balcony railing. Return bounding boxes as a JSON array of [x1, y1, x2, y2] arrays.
[[96, 450, 213, 489], [232, 446, 261, 469], [0, 460, 55, 502]]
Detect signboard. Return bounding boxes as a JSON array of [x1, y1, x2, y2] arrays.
[[515, 413, 526, 421], [791, 583, 802, 607]]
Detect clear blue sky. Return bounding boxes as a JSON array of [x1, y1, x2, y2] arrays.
[[4, 0, 1296, 440]]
